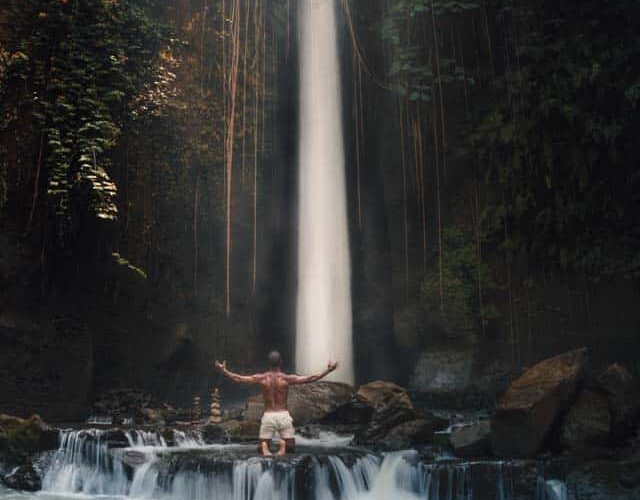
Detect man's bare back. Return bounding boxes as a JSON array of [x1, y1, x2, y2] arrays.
[[215, 351, 338, 456]]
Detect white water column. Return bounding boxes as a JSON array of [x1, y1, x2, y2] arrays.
[[296, 0, 354, 383]]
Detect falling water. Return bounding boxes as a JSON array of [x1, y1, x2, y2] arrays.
[[37, 431, 439, 500], [296, 0, 354, 383], [0, 429, 558, 499]]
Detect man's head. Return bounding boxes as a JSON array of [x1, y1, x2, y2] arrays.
[[267, 351, 282, 370]]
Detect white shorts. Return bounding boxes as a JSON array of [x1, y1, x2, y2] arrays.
[[259, 411, 295, 440]]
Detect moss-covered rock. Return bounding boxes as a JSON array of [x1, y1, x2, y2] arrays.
[[0, 414, 58, 463]]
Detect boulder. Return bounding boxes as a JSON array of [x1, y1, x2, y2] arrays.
[[0, 414, 58, 463], [380, 416, 448, 449], [246, 382, 355, 425], [438, 420, 491, 458], [1, 461, 40, 491], [491, 348, 588, 457], [560, 388, 611, 450], [596, 364, 640, 442], [409, 348, 474, 393], [362, 403, 420, 442], [140, 408, 166, 426], [357, 381, 414, 413], [320, 396, 374, 425], [566, 459, 640, 500], [206, 419, 260, 442], [356, 381, 441, 443]]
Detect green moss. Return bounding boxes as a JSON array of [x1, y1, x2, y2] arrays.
[[0, 414, 47, 461]]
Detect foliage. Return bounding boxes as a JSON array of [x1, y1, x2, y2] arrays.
[[467, 0, 640, 281], [381, 0, 478, 101], [112, 252, 147, 279], [421, 226, 496, 341], [0, 0, 167, 221]]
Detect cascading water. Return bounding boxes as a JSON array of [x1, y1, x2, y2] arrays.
[[35, 430, 486, 500], [296, 0, 354, 383]]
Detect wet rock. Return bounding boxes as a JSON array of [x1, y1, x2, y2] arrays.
[[246, 382, 355, 425], [288, 383, 355, 425], [357, 380, 414, 413], [361, 400, 420, 442], [99, 429, 130, 448], [596, 363, 640, 442], [417, 459, 540, 500], [320, 395, 374, 425], [140, 408, 165, 426], [201, 423, 226, 442], [565, 459, 640, 500], [210, 419, 260, 442], [380, 417, 447, 449], [560, 388, 611, 450], [448, 420, 491, 457], [92, 388, 167, 425], [491, 348, 588, 457], [409, 348, 474, 393], [356, 381, 431, 443], [0, 414, 58, 463], [1, 461, 41, 491]]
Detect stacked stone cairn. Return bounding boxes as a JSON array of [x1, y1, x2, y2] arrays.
[[112, 407, 123, 426], [192, 396, 201, 423], [209, 388, 222, 424]]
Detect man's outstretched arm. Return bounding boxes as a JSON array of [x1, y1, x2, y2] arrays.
[[215, 360, 261, 384], [285, 361, 338, 385]]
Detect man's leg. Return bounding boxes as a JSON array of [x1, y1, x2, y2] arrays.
[[276, 439, 286, 456], [279, 412, 296, 455], [260, 439, 272, 456], [259, 414, 275, 456]]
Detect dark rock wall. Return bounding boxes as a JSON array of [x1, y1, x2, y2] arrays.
[[0, 0, 639, 421]]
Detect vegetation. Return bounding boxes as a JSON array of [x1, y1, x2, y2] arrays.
[[367, 0, 640, 349], [1, 0, 167, 225], [0, 0, 638, 385]]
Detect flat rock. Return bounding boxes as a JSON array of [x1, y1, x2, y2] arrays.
[[491, 348, 588, 457], [560, 388, 611, 450], [449, 420, 491, 457]]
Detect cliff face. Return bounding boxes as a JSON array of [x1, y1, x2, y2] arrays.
[[0, 0, 638, 420]]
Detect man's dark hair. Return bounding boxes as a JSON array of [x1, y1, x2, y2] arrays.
[[268, 351, 282, 368]]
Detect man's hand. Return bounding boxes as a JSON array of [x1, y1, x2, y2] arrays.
[[328, 360, 338, 372], [214, 360, 227, 373]]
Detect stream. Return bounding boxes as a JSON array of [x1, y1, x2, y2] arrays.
[[0, 429, 568, 500]]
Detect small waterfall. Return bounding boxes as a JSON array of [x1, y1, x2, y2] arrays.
[[126, 429, 167, 447], [544, 480, 569, 500], [39, 431, 443, 499], [296, 0, 354, 383], [35, 429, 554, 500], [173, 428, 206, 448], [42, 429, 129, 495]]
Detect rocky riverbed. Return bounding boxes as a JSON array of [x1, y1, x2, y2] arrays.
[[1, 349, 639, 499]]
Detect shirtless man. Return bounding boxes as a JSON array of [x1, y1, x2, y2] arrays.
[[214, 351, 338, 456]]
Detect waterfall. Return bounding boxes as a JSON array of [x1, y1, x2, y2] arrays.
[[296, 0, 354, 383], [30, 429, 558, 500], [39, 431, 444, 500]]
